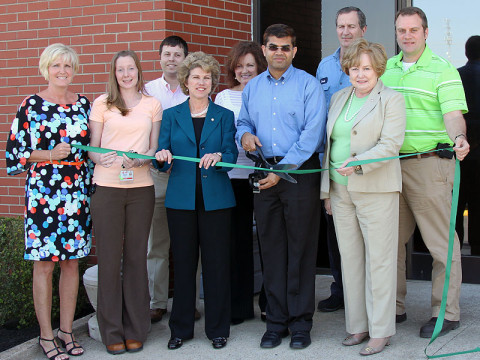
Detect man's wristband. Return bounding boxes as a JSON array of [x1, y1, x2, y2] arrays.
[[454, 133, 466, 141]]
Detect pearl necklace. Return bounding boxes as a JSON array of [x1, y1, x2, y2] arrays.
[[191, 104, 209, 117], [344, 88, 361, 122]]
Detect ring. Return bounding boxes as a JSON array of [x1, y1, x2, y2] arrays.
[[343, 174, 346, 176]]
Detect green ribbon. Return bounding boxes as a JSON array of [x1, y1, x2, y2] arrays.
[[74, 142, 477, 357]]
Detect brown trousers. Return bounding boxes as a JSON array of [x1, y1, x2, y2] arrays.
[[91, 185, 154, 345]]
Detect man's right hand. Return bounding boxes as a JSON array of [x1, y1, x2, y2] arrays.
[[241, 132, 262, 152]]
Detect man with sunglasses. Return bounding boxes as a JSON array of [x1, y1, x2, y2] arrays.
[[237, 24, 326, 350], [315, 6, 367, 314]]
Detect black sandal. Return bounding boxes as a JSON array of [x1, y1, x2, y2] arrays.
[[57, 329, 84, 356], [39, 337, 69, 360]]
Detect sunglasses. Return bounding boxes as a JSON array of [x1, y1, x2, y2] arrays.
[[267, 44, 292, 52]]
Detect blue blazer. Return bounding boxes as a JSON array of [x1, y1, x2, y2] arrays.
[[156, 99, 238, 211]]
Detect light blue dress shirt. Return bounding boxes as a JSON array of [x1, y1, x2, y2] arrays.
[[236, 65, 327, 167], [316, 47, 351, 108]]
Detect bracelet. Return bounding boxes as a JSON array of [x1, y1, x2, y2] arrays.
[[454, 133, 466, 141]]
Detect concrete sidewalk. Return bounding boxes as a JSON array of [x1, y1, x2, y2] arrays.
[[2, 276, 480, 360]]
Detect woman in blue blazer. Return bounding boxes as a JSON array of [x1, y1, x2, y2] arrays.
[[155, 52, 238, 350]]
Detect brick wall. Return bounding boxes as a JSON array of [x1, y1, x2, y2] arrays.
[[0, 0, 252, 218]]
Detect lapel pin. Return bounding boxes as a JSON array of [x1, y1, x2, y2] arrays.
[[211, 118, 215, 121]]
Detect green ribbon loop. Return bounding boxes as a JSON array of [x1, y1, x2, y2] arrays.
[[74, 142, 477, 357]]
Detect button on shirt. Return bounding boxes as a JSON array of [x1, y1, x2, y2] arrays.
[[145, 75, 188, 110], [236, 65, 327, 167], [316, 47, 351, 108]]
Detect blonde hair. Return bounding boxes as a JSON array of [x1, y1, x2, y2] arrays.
[[106, 50, 146, 116], [39, 43, 79, 81], [341, 38, 387, 77], [177, 52, 220, 95]]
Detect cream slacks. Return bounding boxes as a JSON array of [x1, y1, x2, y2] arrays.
[[330, 181, 398, 338]]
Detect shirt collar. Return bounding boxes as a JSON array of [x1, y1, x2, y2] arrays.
[[333, 47, 341, 62], [160, 75, 181, 93], [394, 44, 432, 69], [266, 64, 295, 82]]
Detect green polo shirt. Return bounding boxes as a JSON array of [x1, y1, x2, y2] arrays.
[[381, 45, 467, 153]]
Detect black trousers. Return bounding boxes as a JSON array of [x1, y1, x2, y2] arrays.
[[167, 205, 232, 340], [254, 156, 321, 332], [230, 179, 255, 320]]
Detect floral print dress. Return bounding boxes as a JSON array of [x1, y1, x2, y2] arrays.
[[5, 94, 92, 261]]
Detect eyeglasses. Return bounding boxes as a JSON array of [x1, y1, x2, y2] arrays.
[[267, 44, 292, 52]]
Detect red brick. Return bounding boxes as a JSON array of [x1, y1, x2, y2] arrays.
[[209, 17, 224, 28], [9, 187, 25, 196], [209, 0, 225, 10], [94, 34, 116, 46], [239, 4, 251, 14], [7, 40, 28, 50], [88, 82, 108, 93], [72, 15, 94, 26], [183, 3, 201, 14], [218, 29, 233, 39], [39, 9, 61, 20], [141, 10, 166, 21], [28, 20, 46, 29], [118, 12, 140, 22], [70, 35, 93, 46], [82, 63, 106, 74], [141, 31, 164, 42], [105, 23, 128, 34], [173, 12, 191, 23], [232, 12, 248, 22], [191, 34, 209, 45], [94, 14, 116, 24], [27, 1, 47, 11], [0, 195, 20, 205], [9, 205, 25, 216], [184, 23, 201, 34], [161, 20, 182, 32], [202, 26, 217, 36], [201, 7, 216, 17], [217, 9, 233, 20], [209, 37, 225, 46], [192, 14, 209, 26], [225, 20, 241, 30], [73, 74, 94, 84], [1, 13, 16, 23], [27, 76, 45, 86], [106, 3, 129, 13], [130, 1, 154, 11], [72, 0, 93, 6], [225, 1, 240, 12], [166, 1, 183, 12], [7, 21, 27, 31], [2, 31, 16, 41], [105, 42, 130, 53], [82, 5, 106, 16], [81, 25, 104, 36], [133, 42, 155, 52], [60, 7, 82, 18], [117, 32, 141, 42], [131, 21, 154, 32], [39, 28, 59, 38], [49, 0, 71, 9], [81, 44, 105, 56]]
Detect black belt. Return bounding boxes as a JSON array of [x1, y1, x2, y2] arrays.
[[265, 156, 284, 164], [400, 149, 437, 160]]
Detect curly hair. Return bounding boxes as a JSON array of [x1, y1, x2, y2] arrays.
[[225, 41, 267, 88], [177, 51, 220, 96], [341, 38, 387, 77]]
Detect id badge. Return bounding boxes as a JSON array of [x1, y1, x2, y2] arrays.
[[120, 170, 134, 183]]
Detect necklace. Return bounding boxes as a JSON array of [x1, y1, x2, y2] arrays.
[[344, 88, 361, 122], [191, 104, 209, 117]]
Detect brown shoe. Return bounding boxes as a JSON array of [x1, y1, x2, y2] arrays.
[[106, 342, 126, 355], [150, 308, 167, 323], [194, 308, 201, 321], [125, 339, 143, 353]]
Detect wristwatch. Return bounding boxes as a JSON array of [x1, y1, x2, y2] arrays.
[[214, 152, 222, 159], [354, 164, 363, 175]]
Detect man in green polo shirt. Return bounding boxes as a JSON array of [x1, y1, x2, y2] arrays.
[[382, 6, 470, 338]]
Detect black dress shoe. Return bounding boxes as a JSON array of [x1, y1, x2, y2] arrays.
[[420, 317, 460, 338], [317, 295, 344, 312], [212, 337, 227, 349], [260, 329, 289, 348], [167, 337, 183, 350], [231, 318, 244, 325], [396, 313, 407, 323], [290, 331, 311, 349]]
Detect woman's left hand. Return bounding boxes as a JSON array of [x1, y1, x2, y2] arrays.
[[199, 152, 221, 169], [336, 157, 357, 177], [121, 154, 140, 169]]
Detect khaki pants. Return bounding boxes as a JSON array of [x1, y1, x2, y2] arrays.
[[330, 182, 398, 338], [397, 156, 461, 321]]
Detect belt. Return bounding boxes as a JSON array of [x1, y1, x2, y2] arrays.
[[400, 149, 437, 160], [265, 156, 284, 164], [43, 160, 86, 166]]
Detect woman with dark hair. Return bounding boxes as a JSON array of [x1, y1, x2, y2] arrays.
[[214, 41, 267, 325], [155, 51, 238, 349], [88, 50, 161, 354], [6, 43, 91, 360]]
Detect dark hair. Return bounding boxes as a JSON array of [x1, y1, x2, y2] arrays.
[[465, 35, 480, 61], [159, 35, 188, 57], [107, 50, 146, 116], [263, 24, 296, 47], [336, 6, 367, 29], [225, 41, 267, 88], [395, 7, 428, 31]]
